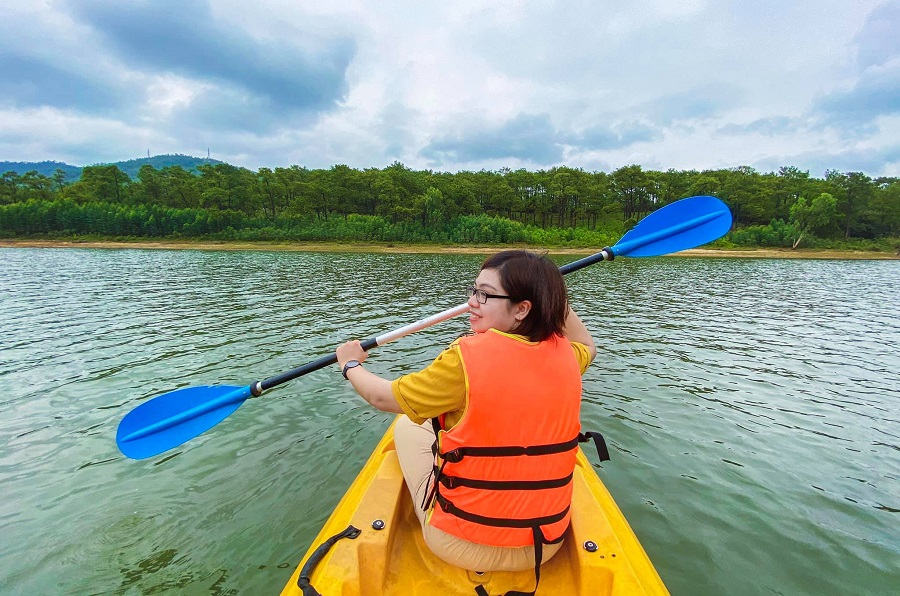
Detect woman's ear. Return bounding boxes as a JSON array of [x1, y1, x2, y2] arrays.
[[514, 299, 532, 321]]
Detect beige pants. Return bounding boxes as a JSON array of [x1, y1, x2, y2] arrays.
[[393, 415, 563, 572]]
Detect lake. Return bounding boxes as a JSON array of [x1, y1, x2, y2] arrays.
[[0, 248, 897, 595]]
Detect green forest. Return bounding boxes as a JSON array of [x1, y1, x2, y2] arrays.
[[1, 160, 898, 251]]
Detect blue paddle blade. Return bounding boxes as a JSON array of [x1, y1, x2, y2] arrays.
[[612, 195, 732, 257], [116, 385, 252, 459]]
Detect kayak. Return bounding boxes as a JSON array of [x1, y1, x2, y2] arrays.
[[280, 418, 669, 595]]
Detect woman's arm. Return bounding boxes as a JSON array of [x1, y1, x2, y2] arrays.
[[563, 307, 597, 361], [336, 340, 403, 413]]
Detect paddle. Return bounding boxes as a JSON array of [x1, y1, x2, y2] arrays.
[[116, 194, 732, 459]]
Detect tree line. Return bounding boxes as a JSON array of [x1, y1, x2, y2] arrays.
[[1, 161, 898, 249]]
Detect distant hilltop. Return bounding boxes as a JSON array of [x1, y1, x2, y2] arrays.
[[0, 154, 225, 182]]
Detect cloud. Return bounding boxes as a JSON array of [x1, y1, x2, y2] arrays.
[[63, 0, 355, 119], [813, 58, 900, 130], [0, 107, 164, 165], [642, 85, 743, 126], [0, 6, 137, 115], [35, 0, 356, 132], [811, 2, 900, 131], [0, 53, 130, 111], [572, 121, 663, 150], [1, 1, 898, 177], [421, 113, 564, 165], [753, 142, 900, 178], [718, 116, 803, 136], [0, 1, 355, 135], [421, 115, 665, 168], [854, 1, 900, 70]]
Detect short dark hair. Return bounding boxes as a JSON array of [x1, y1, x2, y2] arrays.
[[480, 250, 568, 342]]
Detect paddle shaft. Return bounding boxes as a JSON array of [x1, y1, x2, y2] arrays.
[[249, 245, 627, 397], [251, 303, 470, 395], [233, 211, 728, 395]]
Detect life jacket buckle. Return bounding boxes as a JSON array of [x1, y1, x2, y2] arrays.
[[442, 448, 463, 463]]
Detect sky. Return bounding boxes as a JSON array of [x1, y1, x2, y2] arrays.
[[1, 0, 898, 178]]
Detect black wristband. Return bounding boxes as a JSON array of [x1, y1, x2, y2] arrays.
[[342, 360, 362, 379]]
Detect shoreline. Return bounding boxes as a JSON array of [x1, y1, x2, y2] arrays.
[[0, 239, 897, 259]]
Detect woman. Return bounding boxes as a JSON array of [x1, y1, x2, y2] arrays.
[[335, 250, 596, 584]]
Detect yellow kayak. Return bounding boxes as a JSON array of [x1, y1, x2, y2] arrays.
[[281, 418, 669, 595]]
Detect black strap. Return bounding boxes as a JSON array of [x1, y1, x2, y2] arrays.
[[439, 471, 574, 491], [297, 525, 361, 595], [441, 436, 580, 463], [436, 494, 570, 529], [504, 526, 545, 596], [421, 459, 447, 512], [474, 526, 556, 596], [579, 431, 610, 462], [433, 428, 609, 465]]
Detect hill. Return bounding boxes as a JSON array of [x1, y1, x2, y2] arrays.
[[0, 154, 225, 181], [110, 154, 224, 179], [0, 161, 82, 182]]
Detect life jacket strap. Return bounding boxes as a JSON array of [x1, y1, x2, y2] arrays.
[[440, 436, 581, 463], [579, 431, 611, 462], [473, 525, 563, 596], [421, 459, 447, 512], [435, 494, 570, 529], [439, 471, 574, 491], [438, 431, 609, 464]]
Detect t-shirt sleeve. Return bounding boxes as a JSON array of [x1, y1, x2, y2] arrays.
[[391, 345, 467, 424], [570, 341, 593, 375]]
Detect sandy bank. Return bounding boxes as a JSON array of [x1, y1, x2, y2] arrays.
[[0, 239, 897, 260]]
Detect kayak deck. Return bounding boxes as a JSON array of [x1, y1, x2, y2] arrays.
[[281, 419, 668, 595]]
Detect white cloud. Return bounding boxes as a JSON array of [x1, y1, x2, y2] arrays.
[[0, 0, 897, 176], [0, 107, 165, 164]]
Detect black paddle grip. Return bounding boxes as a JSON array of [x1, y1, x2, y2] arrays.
[[258, 353, 338, 391], [258, 336, 379, 392], [558, 247, 613, 275]]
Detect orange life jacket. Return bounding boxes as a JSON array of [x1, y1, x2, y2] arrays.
[[425, 329, 583, 547]]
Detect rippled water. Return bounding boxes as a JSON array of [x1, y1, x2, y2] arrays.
[[1, 248, 897, 595]]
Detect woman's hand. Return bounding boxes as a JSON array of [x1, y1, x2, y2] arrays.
[[334, 340, 401, 414], [336, 340, 368, 368]]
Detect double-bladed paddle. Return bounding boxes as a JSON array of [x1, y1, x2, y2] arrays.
[[117, 194, 732, 459]]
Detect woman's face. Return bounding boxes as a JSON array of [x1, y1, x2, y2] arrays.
[[468, 268, 522, 334]]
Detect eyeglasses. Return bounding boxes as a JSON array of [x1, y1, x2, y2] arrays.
[[466, 285, 512, 304]]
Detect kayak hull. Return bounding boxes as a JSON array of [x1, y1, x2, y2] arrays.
[[281, 418, 668, 595]]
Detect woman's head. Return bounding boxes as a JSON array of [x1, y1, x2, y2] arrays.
[[467, 250, 568, 342]]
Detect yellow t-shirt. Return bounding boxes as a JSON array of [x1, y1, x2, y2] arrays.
[[391, 331, 593, 428]]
